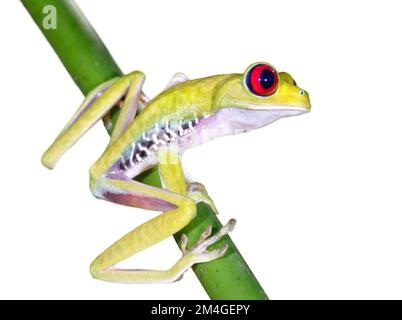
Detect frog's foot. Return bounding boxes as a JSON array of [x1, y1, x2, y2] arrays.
[[179, 219, 236, 263], [187, 182, 219, 215]]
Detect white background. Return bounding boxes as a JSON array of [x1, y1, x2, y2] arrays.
[[1, 0, 401, 299]]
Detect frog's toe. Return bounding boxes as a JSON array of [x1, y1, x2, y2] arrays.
[[195, 244, 229, 263], [182, 219, 236, 264], [180, 233, 188, 256]]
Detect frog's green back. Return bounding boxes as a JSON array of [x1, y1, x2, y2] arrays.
[[90, 74, 236, 178]]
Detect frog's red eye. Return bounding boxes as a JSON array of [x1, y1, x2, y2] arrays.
[[245, 64, 278, 96]]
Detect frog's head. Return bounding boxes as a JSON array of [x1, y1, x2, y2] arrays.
[[214, 62, 310, 132]]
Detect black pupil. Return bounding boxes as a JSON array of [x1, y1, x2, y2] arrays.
[[259, 68, 275, 89]]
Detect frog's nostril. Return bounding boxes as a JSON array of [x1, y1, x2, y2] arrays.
[[299, 90, 305, 95]]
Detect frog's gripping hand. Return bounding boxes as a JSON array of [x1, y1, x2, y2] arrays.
[[41, 71, 146, 169]]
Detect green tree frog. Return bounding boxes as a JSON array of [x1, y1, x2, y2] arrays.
[[42, 62, 311, 284]]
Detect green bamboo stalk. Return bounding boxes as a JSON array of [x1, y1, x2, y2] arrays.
[[21, 0, 268, 300]]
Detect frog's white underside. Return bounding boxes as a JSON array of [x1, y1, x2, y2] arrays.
[[119, 106, 307, 179]]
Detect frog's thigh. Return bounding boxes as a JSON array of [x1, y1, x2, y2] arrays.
[[92, 176, 179, 212], [42, 73, 139, 169], [59, 77, 120, 138]]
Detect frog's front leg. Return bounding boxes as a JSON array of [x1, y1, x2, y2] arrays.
[[89, 145, 234, 284]]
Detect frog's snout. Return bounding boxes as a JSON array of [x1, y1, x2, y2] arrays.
[[299, 89, 311, 112]]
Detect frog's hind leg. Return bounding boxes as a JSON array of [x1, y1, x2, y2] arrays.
[[89, 146, 234, 283], [89, 176, 233, 283], [41, 71, 145, 169], [56, 77, 119, 139], [108, 72, 146, 144]]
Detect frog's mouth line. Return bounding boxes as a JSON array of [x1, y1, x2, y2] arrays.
[[246, 105, 310, 114]]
